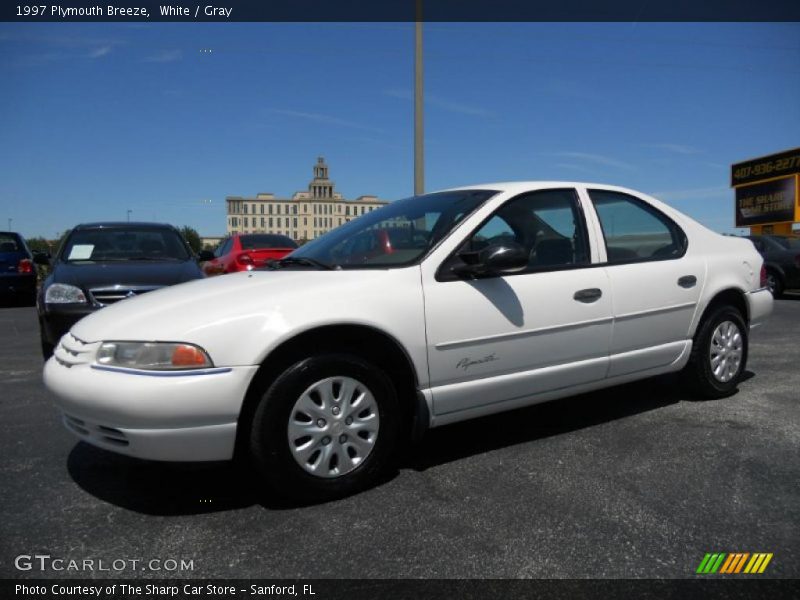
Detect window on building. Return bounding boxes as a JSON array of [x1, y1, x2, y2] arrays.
[[261, 217, 265, 227], [269, 217, 273, 227], [285, 217, 289, 227], [293, 218, 298, 227], [304, 217, 307, 226], [260, 204, 264, 214]]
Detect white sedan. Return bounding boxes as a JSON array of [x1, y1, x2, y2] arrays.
[[44, 182, 772, 501]]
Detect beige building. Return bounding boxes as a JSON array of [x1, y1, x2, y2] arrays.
[[225, 157, 388, 242]]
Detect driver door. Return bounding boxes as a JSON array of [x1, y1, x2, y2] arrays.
[[421, 188, 613, 417]]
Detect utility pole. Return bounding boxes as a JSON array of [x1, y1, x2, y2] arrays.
[[414, 0, 424, 196]]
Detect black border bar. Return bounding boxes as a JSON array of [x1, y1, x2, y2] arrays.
[[5, 1, 800, 22], [4, 579, 800, 600]]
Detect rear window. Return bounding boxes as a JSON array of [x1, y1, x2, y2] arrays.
[[239, 234, 297, 250], [0, 233, 22, 253]]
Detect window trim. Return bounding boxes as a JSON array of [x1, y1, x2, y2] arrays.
[[587, 189, 688, 266], [435, 188, 592, 282]]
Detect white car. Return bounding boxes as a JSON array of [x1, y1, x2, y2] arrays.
[[44, 182, 772, 500]]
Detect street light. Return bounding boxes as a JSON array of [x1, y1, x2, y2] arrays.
[[127, 209, 132, 222], [6, 218, 11, 231], [414, 0, 424, 196]]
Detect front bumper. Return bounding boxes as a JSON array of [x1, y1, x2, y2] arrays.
[[43, 334, 259, 461], [746, 288, 773, 330]]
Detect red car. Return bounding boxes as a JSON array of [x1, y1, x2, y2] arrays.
[[201, 234, 298, 276]]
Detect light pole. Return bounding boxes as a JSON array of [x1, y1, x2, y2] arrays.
[[6, 218, 11, 231], [414, 0, 424, 196], [127, 209, 132, 222]]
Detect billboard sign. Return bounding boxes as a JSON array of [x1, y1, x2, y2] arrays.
[[734, 175, 797, 227], [731, 147, 800, 187]]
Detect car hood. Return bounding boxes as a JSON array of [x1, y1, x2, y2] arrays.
[[52, 260, 203, 289], [69, 268, 426, 367]]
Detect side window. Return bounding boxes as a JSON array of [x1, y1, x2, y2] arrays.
[[588, 190, 686, 263], [461, 188, 589, 272], [215, 238, 232, 258]]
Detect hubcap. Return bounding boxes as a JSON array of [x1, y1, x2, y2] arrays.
[[287, 376, 379, 478], [709, 320, 743, 383]]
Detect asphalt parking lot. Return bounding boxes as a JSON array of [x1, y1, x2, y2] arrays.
[[0, 298, 798, 579]]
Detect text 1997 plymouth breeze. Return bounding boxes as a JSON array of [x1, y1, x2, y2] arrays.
[[44, 182, 772, 501]]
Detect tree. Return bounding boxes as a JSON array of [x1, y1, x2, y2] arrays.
[[180, 226, 202, 254], [26, 237, 52, 254]]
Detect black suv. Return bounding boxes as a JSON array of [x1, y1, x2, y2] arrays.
[[37, 222, 205, 357], [746, 234, 800, 298]]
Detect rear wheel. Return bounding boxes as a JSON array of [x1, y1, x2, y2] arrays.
[[765, 269, 783, 298], [684, 305, 748, 399], [249, 353, 400, 502]]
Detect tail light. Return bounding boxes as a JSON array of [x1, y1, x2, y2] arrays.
[[759, 265, 767, 288], [18, 258, 33, 274], [236, 253, 254, 269]]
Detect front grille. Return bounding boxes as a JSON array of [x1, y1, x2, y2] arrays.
[[63, 413, 129, 447], [54, 333, 99, 368], [89, 285, 162, 307]]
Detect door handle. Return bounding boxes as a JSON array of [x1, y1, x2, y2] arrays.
[[573, 288, 603, 303], [678, 275, 697, 288]]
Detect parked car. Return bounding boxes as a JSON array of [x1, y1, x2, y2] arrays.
[[37, 222, 205, 358], [43, 183, 772, 502], [745, 234, 800, 298], [200, 233, 297, 276], [0, 231, 43, 306]]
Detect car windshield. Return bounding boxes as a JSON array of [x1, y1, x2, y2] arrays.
[[61, 228, 191, 262], [240, 234, 297, 250], [772, 236, 800, 250], [286, 190, 497, 268]]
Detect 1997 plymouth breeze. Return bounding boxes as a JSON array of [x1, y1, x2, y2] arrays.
[[44, 182, 773, 500]]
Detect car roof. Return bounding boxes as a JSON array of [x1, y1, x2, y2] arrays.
[[438, 181, 649, 196], [72, 222, 178, 230]]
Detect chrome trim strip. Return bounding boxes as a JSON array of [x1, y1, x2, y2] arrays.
[[91, 365, 232, 377], [435, 316, 614, 350], [614, 301, 696, 322]]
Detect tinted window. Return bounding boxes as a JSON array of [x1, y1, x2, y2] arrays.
[[214, 238, 232, 258], [239, 234, 297, 250], [0, 233, 22, 253], [771, 236, 800, 250], [461, 188, 589, 271], [589, 190, 686, 262], [61, 228, 191, 262]]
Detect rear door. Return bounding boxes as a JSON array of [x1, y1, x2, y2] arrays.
[[582, 188, 704, 378]]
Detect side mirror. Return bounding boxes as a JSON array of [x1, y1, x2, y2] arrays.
[[33, 252, 51, 266], [453, 242, 528, 277], [197, 250, 215, 262]]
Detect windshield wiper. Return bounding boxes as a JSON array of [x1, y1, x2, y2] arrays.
[[266, 256, 338, 270], [125, 256, 178, 261]]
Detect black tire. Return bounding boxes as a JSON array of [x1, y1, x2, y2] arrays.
[[683, 305, 748, 399], [766, 269, 783, 299], [249, 353, 400, 502]]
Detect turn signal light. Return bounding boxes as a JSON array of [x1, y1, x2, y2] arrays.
[[171, 344, 209, 367], [760, 265, 767, 288], [18, 259, 33, 274]]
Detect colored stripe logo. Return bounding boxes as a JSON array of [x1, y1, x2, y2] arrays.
[[696, 553, 773, 574]]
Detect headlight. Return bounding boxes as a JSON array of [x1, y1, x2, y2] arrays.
[[45, 283, 87, 304], [96, 342, 213, 370]]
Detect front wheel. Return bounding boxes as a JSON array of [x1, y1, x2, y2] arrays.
[[249, 353, 400, 502], [683, 306, 748, 399]]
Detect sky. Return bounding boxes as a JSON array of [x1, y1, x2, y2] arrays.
[[0, 22, 798, 238]]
